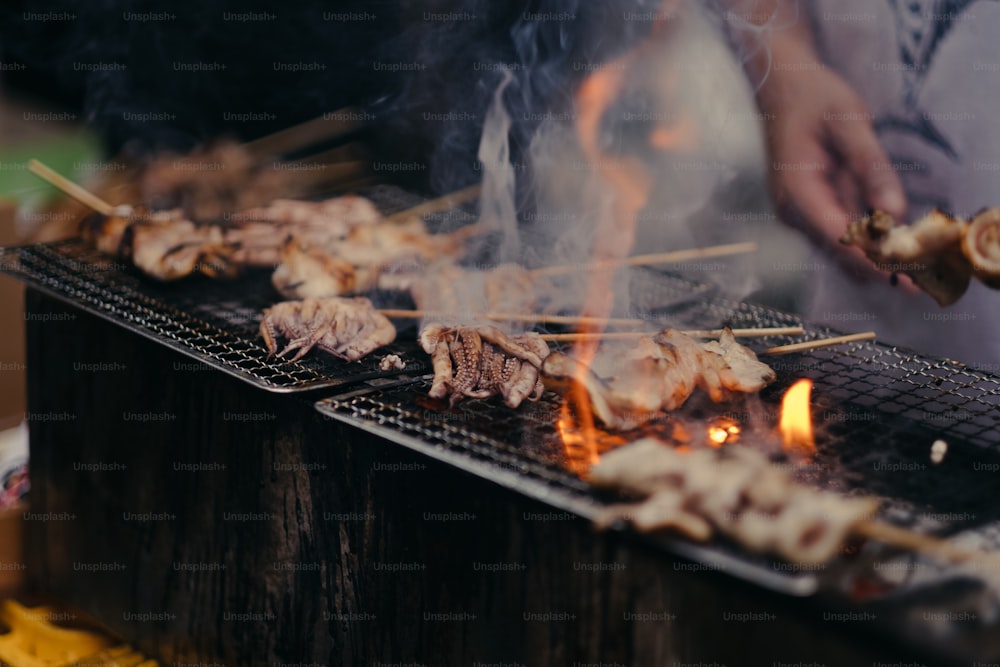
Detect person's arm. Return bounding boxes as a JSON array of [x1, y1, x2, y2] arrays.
[[719, 1, 908, 280]]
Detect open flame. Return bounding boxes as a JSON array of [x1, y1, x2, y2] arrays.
[[560, 0, 685, 463], [779, 379, 815, 454], [557, 401, 599, 477]]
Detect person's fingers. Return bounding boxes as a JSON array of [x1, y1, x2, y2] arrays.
[[770, 136, 899, 284], [832, 166, 862, 220], [827, 114, 907, 220], [770, 140, 847, 247]]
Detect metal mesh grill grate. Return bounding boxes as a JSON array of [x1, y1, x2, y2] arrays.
[[2, 239, 433, 392], [0, 183, 449, 393], [315, 292, 1000, 597]]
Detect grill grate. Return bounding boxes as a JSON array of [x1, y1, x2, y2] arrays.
[[0, 185, 466, 393], [315, 292, 1000, 602], [1, 239, 430, 392]]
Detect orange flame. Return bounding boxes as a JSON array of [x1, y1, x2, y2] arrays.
[[779, 379, 815, 454], [557, 400, 599, 477], [562, 1, 682, 463]]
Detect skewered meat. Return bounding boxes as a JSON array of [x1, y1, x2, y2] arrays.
[[269, 220, 480, 299], [418, 324, 551, 408], [138, 140, 302, 221], [410, 264, 543, 316], [80, 194, 391, 281], [227, 195, 383, 266], [82, 207, 240, 281], [543, 329, 776, 430], [80, 206, 141, 256], [841, 209, 973, 306], [238, 194, 381, 232], [125, 218, 238, 281], [590, 439, 878, 564], [337, 217, 472, 265], [272, 237, 381, 299], [259, 297, 396, 362], [271, 236, 421, 299]]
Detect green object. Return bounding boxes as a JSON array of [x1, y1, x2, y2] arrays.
[[0, 132, 102, 207]]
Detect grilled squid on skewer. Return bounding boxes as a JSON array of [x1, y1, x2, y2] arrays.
[[419, 324, 551, 408], [542, 328, 776, 430], [259, 297, 396, 362], [590, 440, 879, 565]]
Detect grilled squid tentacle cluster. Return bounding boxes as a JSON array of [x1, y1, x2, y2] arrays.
[[418, 324, 551, 408], [259, 297, 396, 362]]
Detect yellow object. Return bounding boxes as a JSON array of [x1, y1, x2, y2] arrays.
[[0, 599, 158, 667]]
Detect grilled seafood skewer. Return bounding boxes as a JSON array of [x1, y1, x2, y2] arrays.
[[543, 328, 776, 429], [259, 297, 396, 362], [419, 324, 551, 408], [590, 439, 878, 565]]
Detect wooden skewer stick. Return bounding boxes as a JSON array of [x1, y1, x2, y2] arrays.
[[485, 313, 647, 327], [761, 332, 876, 356], [384, 184, 482, 223], [530, 242, 759, 277], [853, 520, 1000, 567], [378, 309, 453, 319], [28, 159, 115, 216], [243, 108, 366, 159], [377, 309, 648, 327], [539, 327, 806, 342], [376, 310, 805, 338]]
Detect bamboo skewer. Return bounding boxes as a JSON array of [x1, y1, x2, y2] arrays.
[[530, 242, 759, 277], [539, 327, 805, 342], [853, 520, 1000, 567], [384, 184, 483, 223], [486, 312, 646, 327], [243, 108, 366, 159], [28, 159, 116, 216], [762, 332, 876, 356], [377, 309, 648, 326], [377, 311, 804, 339]]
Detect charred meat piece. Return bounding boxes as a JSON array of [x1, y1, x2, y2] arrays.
[[79, 205, 144, 256], [543, 328, 776, 430], [590, 439, 878, 565], [259, 297, 396, 362], [272, 236, 383, 299], [418, 324, 551, 408], [125, 218, 239, 281], [268, 220, 478, 299]]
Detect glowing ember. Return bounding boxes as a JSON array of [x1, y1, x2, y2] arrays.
[[707, 419, 741, 447], [779, 379, 815, 453]]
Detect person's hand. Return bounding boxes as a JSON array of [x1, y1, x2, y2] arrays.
[[756, 48, 908, 282]]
